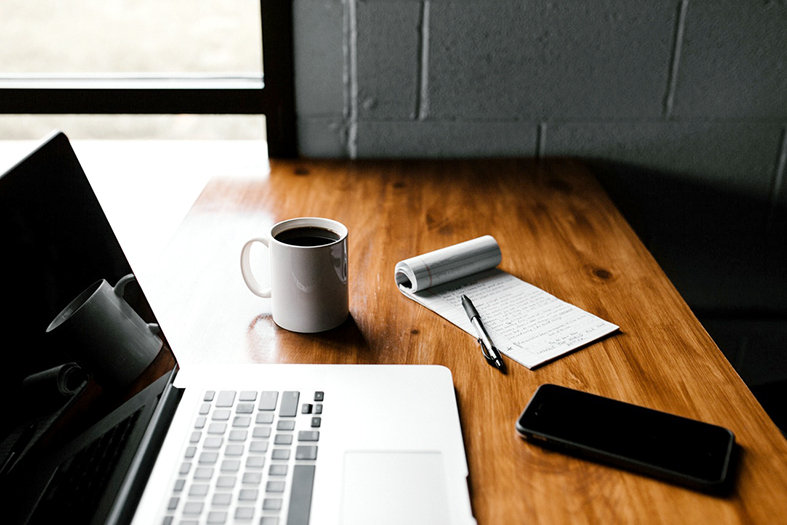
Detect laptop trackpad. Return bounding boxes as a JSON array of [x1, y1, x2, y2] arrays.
[[341, 451, 451, 525]]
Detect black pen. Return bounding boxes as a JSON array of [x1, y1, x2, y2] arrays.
[[461, 294, 506, 372]]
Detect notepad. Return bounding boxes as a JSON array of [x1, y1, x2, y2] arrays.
[[394, 236, 619, 369]]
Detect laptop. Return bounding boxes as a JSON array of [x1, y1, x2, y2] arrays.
[[0, 132, 476, 525]]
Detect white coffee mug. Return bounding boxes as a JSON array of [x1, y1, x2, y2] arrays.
[[240, 217, 349, 333], [46, 274, 162, 389]]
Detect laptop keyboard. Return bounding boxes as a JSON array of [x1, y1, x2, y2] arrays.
[[163, 390, 323, 525]]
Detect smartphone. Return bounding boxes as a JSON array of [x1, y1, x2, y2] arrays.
[[515, 384, 736, 491]]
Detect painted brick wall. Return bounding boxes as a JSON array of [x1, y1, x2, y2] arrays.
[[292, 0, 787, 322]]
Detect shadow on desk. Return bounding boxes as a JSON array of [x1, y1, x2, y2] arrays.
[[586, 159, 787, 433]]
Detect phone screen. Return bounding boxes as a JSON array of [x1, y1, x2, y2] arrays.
[[516, 384, 735, 489]]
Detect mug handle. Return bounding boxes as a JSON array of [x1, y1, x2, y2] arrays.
[[113, 274, 136, 297], [240, 237, 272, 298], [113, 274, 162, 339]]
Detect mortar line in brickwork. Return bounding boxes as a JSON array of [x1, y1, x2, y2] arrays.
[[416, 1, 431, 121], [664, 0, 688, 118], [766, 126, 787, 232], [347, 0, 359, 158], [536, 123, 547, 160]]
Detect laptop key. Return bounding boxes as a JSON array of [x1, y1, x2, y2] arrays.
[[250, 441, 269, 454], [262, 498, 282, 510], [256, 412, 274, 424], [204, 437, 223, 448], [216, 476, 236, 489], [287, 465, 316, 525], [207, 423, 227, 434], [243, 471, 262, 485], [183, 501, 204, 515], [212, 492, 232, 506], [199, 452, 219, 464], [207, 510, 228, 524], [253, 427, 272, 439], [246, 456, 265, 469], [188, 483, 209, 497], [239, 390, 258, 402], [194, 467, 214, 480], [232, 416, 251, 428], [212, 409, 231, 421], [233, 416, 252, 428], [298, 431, 319, 442], [269, 464, 288, 476], [274, 434, 293, 445], [220, 459, 241, 472], [271, 449, 290, 460], [266, 481, 285, 493], [276, 420, 295, 431], [229, 429, 248, 441], [236, 403, 255, 414], [259, 391, 279, 411], [216, 391, 236, 407], [279, 392, 299, 417], [238, 488, 259, 501], [295, 446, 318, 461], [225, 444, 244, 456]]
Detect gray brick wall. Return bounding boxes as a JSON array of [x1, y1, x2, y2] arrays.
[[292, 0, 787, 320]]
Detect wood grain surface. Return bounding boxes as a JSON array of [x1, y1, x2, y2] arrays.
[[145, 158, 787, 524]]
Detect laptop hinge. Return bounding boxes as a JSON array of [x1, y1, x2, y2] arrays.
[[105, 367, 184, 525]]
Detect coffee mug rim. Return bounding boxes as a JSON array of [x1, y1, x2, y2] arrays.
[[46, 278, 105, 333], [270, 217, 347, 249]]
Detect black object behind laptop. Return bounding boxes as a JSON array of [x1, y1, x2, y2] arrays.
[[1, 132, 179, 524]]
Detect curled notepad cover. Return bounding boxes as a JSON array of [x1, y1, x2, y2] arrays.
[[394, 236, 502, 293]]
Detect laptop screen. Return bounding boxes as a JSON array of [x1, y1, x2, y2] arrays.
[[0, 132, 175, 478]]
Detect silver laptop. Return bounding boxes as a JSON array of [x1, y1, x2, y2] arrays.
[[1, 132, 476, 525]]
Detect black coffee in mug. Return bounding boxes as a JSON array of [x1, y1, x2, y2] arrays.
[[274, 226, 341, 247]]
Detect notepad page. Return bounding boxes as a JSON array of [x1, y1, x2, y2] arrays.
[[401, 268, 619, 369]]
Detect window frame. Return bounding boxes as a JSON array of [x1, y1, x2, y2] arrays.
[[0, 0, 296, 157]]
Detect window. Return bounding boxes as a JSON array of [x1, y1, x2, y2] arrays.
[[0, 0, 295, 156]]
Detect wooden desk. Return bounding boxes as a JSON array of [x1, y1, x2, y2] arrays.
[[145, 158, 787, 524]]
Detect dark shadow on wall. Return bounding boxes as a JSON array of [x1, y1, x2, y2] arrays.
[[585, 159, 787, 432], [584, 159, 786, 315]]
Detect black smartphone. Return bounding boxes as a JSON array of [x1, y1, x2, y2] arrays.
[[515, 384, 736, 491]]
